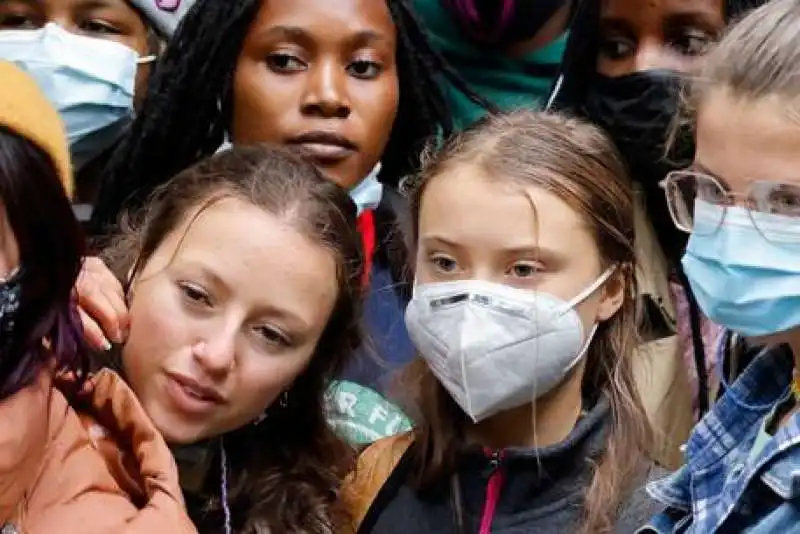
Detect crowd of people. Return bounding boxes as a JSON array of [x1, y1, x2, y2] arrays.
[[0, 0, 799, 532]]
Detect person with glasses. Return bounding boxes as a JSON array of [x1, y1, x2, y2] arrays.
[[641, 1, 800, 532], [544, 0, 768, 469]]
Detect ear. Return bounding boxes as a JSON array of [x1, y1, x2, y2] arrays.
[[595, 270, 625, 322]]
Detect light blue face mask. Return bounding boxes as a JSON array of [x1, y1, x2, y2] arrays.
[[349, 163, 383, 216], [682, 200, 800, 337], [0, 23, 154, 169], [217, 137, 383, 215]]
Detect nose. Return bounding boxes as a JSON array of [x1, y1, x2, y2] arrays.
[[300, 60, 350, 119], [47, 19, 77, 33], [192, 329, 236, 377], [471, 265, 505, 285], [633, 41, 685, 73]]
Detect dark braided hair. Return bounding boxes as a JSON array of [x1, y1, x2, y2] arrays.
[[90, 0, 488, 236]]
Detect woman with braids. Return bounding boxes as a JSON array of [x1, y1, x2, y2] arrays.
[[0, 0, 195, 222], [84, 0, 484, 410]]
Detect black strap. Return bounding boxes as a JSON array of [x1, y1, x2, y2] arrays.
[[449, 473, 467, 534], [357, 442, 418, 534], [676, 268, 709, 416]]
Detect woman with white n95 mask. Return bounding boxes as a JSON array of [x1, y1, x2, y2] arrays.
[[342, 110, 663, 534], [0, 0, 194, 224]]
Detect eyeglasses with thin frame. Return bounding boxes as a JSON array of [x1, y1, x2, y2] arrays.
[[659, 170, 800, 243]]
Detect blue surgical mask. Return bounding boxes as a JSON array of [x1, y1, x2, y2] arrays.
[[217, 138, 384, 216], [0, 268, 22, 357], [682, 200, 800, 337], [349, 163, 383, 216], [0, 24, 154, 169]]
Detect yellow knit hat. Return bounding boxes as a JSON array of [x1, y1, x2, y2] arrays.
[[0, 61, 74, 198]]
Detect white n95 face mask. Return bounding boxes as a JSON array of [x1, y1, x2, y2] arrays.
[[404, 268, 614, 422], [0, 23, 155, 169]]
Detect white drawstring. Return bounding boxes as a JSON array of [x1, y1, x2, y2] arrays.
[[219, 438, 232, 534]]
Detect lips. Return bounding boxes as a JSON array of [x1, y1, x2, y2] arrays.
[[287, 131, 357, 163], [164, 372, 226, 417]]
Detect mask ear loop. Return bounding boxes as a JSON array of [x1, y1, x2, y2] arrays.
[[563, 266, 617, 312], [545, 75, 564, 111], [528, 265, 616, 457]]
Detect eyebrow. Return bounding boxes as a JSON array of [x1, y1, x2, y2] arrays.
[[691, 161, 731, 187], [0, 0, 37, 6], [599, 9, 721, 33], [421, 235, 560, 259], [597, 17, 635, 35], [254, 24, 389, 47], [662, 11, 723, 32]]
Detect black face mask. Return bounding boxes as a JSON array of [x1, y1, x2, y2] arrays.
[[0, 270, 22, 349], [583, 70, 693, 174], [0, 270, 24, 399], [440, 0, 568, 46], [583, 70, 693, 261]]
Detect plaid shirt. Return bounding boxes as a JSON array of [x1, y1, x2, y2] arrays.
[[639, 344, 800, 533]]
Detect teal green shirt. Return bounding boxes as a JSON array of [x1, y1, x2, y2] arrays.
[[328, 381, 413, 446], [412, 0, 567, 128]]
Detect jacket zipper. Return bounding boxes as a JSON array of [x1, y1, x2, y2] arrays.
[[479, 449, 505, 534]]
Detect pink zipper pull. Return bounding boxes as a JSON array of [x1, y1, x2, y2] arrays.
[[479, 449, 505, 534]]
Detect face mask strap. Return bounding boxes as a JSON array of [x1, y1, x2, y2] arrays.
[[566, 323, 599, 373], [565, 265, 617, 310], [459, 339, 477, 423]]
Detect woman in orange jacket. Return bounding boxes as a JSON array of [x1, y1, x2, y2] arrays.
[[0, 60, 195, 534]]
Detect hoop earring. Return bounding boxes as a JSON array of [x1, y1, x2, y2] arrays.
[[279, 391, 289, 408]]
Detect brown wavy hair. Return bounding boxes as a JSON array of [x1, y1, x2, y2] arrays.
[[402, 110, 652, 534], [100, 144, 364, 533]]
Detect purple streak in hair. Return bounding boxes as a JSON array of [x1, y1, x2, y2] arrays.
[[0, 300, 88, 399]]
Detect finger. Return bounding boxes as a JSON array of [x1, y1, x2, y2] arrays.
[[76, 281, 124, 344], [82, 258, 129, 334], [79, 307, 112, 351], [87, 257, 125, 300]]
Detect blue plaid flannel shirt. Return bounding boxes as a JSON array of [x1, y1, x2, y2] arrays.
[[639, 345, 800, 533]]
